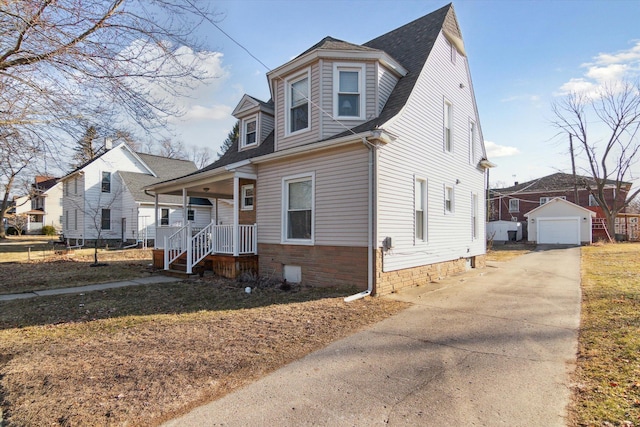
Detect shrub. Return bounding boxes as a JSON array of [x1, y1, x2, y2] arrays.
[[41, 225, 57, 236]]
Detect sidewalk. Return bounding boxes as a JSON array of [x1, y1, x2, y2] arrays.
[[0, 275, 180, 302]]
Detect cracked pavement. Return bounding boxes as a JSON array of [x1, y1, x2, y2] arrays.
[[164, 246, 581, 426]]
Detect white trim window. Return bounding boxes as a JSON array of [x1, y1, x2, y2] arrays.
[[101, 208, 111, 230], [444, 100, 453, 153], [101, 172, 111, 193], [334, 63, 365, 119], [242, 117, 258, 148], [589, 194, 599, 206], [187, 209, 195, 222], [160, 208, 169, 226], [282, 173, 314, 244], [508, 198, 519, 212], [539, 197, 550, 205], [241, 184, 255, 211], [286, 71, 310, 134], [415, 177, 427, 242], [444, 185, 454, 214]]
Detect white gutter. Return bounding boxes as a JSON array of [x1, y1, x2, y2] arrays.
[[345, 136, 382, 302]]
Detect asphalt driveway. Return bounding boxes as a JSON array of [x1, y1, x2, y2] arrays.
[[164, 246, 581, 426]]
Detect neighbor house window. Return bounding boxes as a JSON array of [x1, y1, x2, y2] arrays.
[[540, 197, 550, 205], [415, 178, 427, 242], [334, 64, 364, 119], [101, 172, 111, 193], [288, 72, 309, 134], [444, 100, 453, 152], [65, 211, 69, 230], [241, 184, 254, 210], [589, 194, 599, 206], [508, 198, 519, 212], [445, 185, 454, 213], [242, 118, 257, 148], [187, 209, 195, 221], [74, 177, 78, 195], [161, 208, 169, 226], [101, 209, 111, 230], [283, 173, 314, 243]]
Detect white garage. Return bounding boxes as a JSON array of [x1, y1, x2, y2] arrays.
[[525, 198, 595, 245]]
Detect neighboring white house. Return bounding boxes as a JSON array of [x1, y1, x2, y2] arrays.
[[60, 142, 213, 247], [525, 197, 595, 245], [148, 4, 493, 296], [8, 176, 63, 234]]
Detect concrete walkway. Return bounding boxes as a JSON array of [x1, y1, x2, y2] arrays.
[[164, 246, 581, 426], [0, 275, 180, 301]]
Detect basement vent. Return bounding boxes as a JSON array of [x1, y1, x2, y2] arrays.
[[283, 265, 302, 283]]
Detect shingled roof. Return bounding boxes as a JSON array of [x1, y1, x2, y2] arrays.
[[494, 172, 630, 193], [194, 3, 453, 173]]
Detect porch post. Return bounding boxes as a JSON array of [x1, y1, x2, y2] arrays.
[[182, 188, 188, 227], [233, 175, 239, 256], [154, 193, 159, 248], [186, 222, 193, 274]]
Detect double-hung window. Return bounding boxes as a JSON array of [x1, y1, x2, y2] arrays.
[[243, 118, 257, 148], [288, 73, 309, 134], [101, 209, 111, 230], [101, 172, 111, 193], [160, 208, 169, 226], [469, 120, 476, 164], [508, 198, 519, 212], [241, 184, 254, 210], [444, 100, 453, 153], [539, 197, 550, 205], [187, 209, 195, 222], [283, 173, 314, 243], [415, 178, 427, 242], [589, 194, 599, 206], [334, 64, 364, 119], [445, 185, 454, 214]]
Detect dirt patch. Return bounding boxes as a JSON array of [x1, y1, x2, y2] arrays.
[[0, 278, 409, 426]]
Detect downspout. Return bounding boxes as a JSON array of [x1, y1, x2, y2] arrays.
[[345, 137, 376, 302]]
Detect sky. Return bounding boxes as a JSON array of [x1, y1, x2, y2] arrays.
[[166, 0, 640, 187]]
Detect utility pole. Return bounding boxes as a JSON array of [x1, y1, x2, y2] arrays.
[[569, 134, 579, 204]]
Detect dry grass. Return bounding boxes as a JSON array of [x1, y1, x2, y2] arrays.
[[486, 242, 534, 262], [569, 242, 640, 426], [0, 274, 408, 426]]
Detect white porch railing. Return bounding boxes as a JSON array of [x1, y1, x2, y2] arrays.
[[163, 222, 257, 273]]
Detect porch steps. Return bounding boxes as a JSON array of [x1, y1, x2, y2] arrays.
[[161, 269, 201, 279]]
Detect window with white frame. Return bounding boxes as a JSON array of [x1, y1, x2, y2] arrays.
[[445, 185, 454, 213], [334, 64, 364, 119], [241, 184, 254, 210], [283, 174, 314, 242], [242, 118, 257, 148], [287, 72, 309, 134], [415, 178, 427, 242], [65, 210, 69, 230], [539, 197, 550, 205], [444, 100, 453, 152], [160, 208, 169, 226], [589, 194, 599, 206], [101, 208, 111, 230], [101, 172, 111, 193], [508, 198, 519, 212], [187, 209, 195, 221]]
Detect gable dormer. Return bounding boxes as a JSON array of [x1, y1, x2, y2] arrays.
[[232, 95, 274, 152], [266, 37, 407, 151]]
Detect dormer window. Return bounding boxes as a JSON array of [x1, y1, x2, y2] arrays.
[[242, 117, 258, 148], [334, 64, 365, 119], [287, 72, 310, 134]]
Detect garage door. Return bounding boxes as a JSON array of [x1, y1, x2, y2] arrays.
[[538, 218, 580, 245]]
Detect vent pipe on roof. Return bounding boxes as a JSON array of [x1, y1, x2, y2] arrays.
[[514, 181, 518, 186], [105, 138, 113, 150]]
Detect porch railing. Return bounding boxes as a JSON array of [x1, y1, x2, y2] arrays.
[[163, 222, 257, 273]]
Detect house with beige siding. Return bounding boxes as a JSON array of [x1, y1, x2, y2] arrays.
[[60, 142, 213, 247], [148, 3, 492, 296]]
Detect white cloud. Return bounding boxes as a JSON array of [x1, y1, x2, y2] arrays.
[[172, 104, 233, 123], [558, 40, 640, 96], [485, 140, 520, 158], [500, 94, 541, 103]]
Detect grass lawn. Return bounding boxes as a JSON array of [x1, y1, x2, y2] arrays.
[[569, 243, 640, 426], [0, 269, 408, 426], [486, 242, 535, 262]]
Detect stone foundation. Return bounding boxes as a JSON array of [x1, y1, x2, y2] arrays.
[[258, 243, 368, 290], [374, 250, 487, 296]]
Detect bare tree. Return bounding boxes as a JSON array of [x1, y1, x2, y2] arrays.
[[552, 81, 640, 238], [6, 213, 29, 236], [189, 145, 213, 169], [156, 137, 187, 160], [0, 0, 223, 234]]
